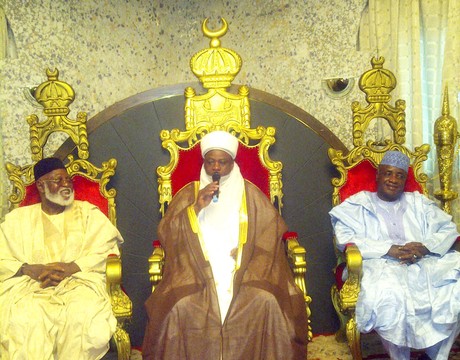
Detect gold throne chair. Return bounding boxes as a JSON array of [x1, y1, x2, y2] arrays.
[[328, 57, 430, 360], [5, 69, 133, 360], [148, 18, 312, 342]]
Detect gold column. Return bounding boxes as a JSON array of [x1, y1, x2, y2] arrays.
[[433, 86, 458, 214]]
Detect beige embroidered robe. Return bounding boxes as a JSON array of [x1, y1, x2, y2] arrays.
[[0, 200, 122, 360]]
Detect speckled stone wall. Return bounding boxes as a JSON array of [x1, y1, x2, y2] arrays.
[[0, 0, 375, 342], [0, 0, 373, 167]]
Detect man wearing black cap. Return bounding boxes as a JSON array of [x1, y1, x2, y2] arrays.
[[0, 157, 123, 359], [330, 151, 460, 360]]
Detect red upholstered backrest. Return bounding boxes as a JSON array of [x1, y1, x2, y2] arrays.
[[170, 145, 203, 197], [236, 144, 270, 197], [171, 142, 271, 199], [19, 175, 109, 217], [338, 159, 423, 203]]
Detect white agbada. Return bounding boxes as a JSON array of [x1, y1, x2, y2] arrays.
[[197, 163, 245, 322], [196, 130, 245, 323], [330, 191, 460, 355], [0, 200, 122, 360]]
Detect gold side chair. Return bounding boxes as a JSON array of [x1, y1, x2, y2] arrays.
[[328, 57, 430, 360], [5, 68, 132, 360]]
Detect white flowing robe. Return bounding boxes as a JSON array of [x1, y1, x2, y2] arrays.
[[0, 200, 123, 360], [330, 191, 460, 349], [198, 163, 245, 323]]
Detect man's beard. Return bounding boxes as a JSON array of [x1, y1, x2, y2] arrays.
[[44, 183, 75, 207]]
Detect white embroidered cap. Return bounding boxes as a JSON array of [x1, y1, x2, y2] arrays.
[[380, 150, 410, 173]]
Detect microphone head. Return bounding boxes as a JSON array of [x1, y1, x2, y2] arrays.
[[211, 172, 220, 202], [212, 172, 221, 182]]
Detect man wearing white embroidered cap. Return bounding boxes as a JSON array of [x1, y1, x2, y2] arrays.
[[143, 130, 308, 359], [330, 150, 460, 360]]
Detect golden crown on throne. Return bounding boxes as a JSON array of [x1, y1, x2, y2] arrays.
[[180, 17, 252, 135]]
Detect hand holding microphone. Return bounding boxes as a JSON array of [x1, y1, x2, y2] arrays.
[[193, 173, 221, 214], [212, 172, 221, 203]]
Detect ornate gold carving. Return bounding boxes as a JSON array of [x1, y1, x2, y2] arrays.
[[330, 243, 361, 346], [5, 162, 33, 208], [359, 57, 397, 103], [109, 284, 133, 318], [33, 68, 75, 115], [111, 324, 132, 360], [148, 246, 165, 292], [27, 69, 89, 161], [68, 156, 118, 226], [286, 235, 312, 341], [353, 57, 406, 147], [190, 18, 242, 89], [434, 87, 458, 214], [346, 318, 362, 360], [184, 87, 251, 133], [339, 244, 361, 310], [331, 284, 348, 343]]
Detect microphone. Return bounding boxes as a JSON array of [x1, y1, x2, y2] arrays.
[[212, 172, 220, 203]]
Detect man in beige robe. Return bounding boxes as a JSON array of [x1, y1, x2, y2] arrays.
[[142, 131, 308, 359], [0, 157, 123, 360]]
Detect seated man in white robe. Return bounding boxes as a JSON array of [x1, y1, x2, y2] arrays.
[[0, 157, 123, 360], [330, 150, 460, 360]]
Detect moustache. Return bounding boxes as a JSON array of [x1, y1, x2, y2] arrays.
[[59, 187, 74, 195]]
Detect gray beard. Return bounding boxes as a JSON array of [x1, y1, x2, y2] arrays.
[[44, 184, 75, 207]]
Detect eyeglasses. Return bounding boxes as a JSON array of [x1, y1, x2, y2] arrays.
[[40, 177, 73, 185]]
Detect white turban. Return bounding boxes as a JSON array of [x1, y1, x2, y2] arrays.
[[200, 131, 239, 159]]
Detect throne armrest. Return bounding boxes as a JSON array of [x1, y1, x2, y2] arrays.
[[284, 232, 307, 293], [283, 231, 313, 341], [106, 254, 122, 284], [106, 254, 132, 360], [148, 240, 165, 292], [338, 244, 362, 311], [106, 253, 132, 318], [331, 243, 362, 344]]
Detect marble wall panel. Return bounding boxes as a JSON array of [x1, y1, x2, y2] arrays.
[[0, 0, 373, 167]]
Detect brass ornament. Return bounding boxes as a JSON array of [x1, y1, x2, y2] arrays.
[[433, 86, 458, 214]]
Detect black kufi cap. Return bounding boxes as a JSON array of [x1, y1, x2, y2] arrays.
[[33, 157, 66, 180]]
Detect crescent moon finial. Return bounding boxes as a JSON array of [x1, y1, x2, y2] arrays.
[[202, 17, 228, 47]]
